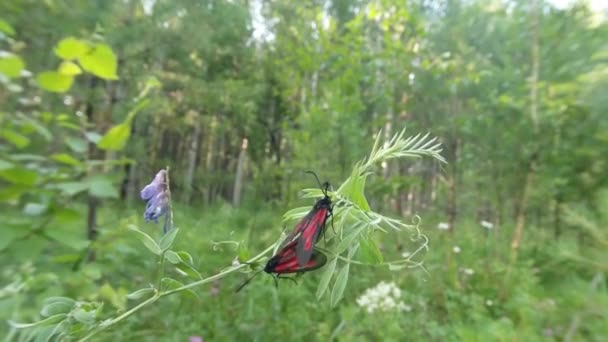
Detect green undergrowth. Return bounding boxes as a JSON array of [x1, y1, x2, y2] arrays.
[[1, 204, 606, 341]]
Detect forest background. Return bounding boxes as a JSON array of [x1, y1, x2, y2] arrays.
[[1, 0, 607, 340]]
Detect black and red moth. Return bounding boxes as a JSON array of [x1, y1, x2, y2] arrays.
[[279, 171, 333, 268], [265, 240, 327, 274], [236, 240, 327, 292]]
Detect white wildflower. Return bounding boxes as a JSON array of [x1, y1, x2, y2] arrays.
[[402, 251, 411, 259], [356, 281, 411, 313], [453, 246, 461, 254], [437, 222, 450, 230], [480, 220, 494, 229], [462, 268, 474, 275], [486, 299, 493, 306]]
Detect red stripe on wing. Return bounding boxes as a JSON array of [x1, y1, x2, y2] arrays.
[[265, 240, 328, 274], [295, 207, 329, 267]]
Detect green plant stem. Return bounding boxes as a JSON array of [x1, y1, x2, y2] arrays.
[[156, 252, 166, 289], [77, 243, 275, 342]]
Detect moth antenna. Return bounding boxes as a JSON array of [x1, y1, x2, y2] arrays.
[[305, 170, 330, 196], [235, 270, 262, 293]]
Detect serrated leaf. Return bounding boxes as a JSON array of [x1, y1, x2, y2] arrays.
[[55, 37, 89, 60], [160, 228, 178, 250], [36, 71, 74, 93], [330, 264, 350, 307], [126, 288, 154, 300], [0, 54, 24, 78], [79, 43, 118, 80], [58, 61, 82, 76], [128, 225, 161, 255], [164, 250, 183, 264], [316, 257, 337, 300]]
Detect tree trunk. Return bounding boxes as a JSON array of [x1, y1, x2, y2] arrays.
[[511, 0, 540, 251], [232, 137, 249, 207], [446, 138, 459, 233], [183, 119, 201, 203], [85, 77, 100, 262]]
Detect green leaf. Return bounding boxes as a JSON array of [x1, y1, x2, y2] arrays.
[[36, 71, 74, 93], [0, 19, 15, 35], [23, 203, 48, 216], [54, 37, 88, 60], [237, 244, 250, 262], [65, 137, 87, 153], [40, 301, 73, 317], [54, 182, 89, 196], [35, 323, 65, 342], [42, 297, 76, 307], [127, 288, 154, 300], [164, 250, 183, 264], [9, 314, 67, 329], [0, 54, 24, 78], [0, 168, 38, 185], [359, 236, 383, 264], [86, 176, 118, 198], [58, 61, 82, 76], [176, 251, 194, 264], [160, 228, 179, 251], [128, 225, 162, 255], [72, 307, 96, 325], [176, 264, 202, 279], [316, 257, 337, 300], [97, 99, 148, 151], [79, 43, 118, 80], [97, 123, 131, 151], [0, 129, 30, 148], [338, 175, 371, 211], [330, 264, 350, 308], [50, 153, 82, 166], [161, 278, 200, 301], [335, 224, 365, 254]]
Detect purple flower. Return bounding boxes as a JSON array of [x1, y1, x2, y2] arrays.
[[140, 169, 172, 232]]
